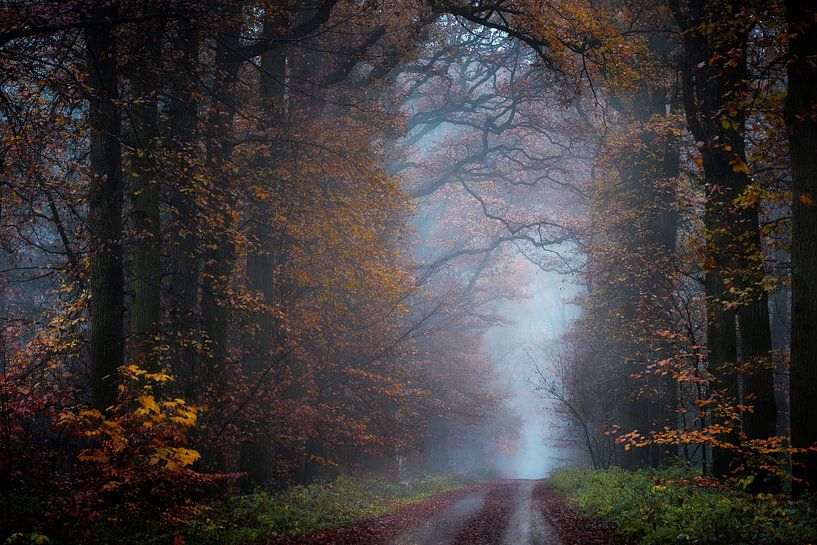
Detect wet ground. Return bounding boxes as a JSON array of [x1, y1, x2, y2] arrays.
[[392, 480, 562, 545], [501, 481, 562, 545], [394, 490, 489, 545], [273, 479, 617, 545]]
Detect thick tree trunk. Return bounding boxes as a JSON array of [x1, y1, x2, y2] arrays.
[[186, 34, 241, 477], [737, 208, 777, 441], [85, 5, 124, 412], [649, 89, 682, 469], [784, 0, 817, 494], [240, 15, 289, 489], [674, 0, 776, 476], [701, 224, 739, 476], [167, 20, 201, 393], [128, 20, 162, 371], [199, 9, 242, 417]]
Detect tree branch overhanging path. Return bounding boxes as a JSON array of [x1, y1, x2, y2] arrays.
[[1, 1, 817, 544]]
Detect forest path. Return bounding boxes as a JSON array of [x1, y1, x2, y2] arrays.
[[392, 480, 562, 545], [501, 481, 562, 545], [392, 489, 488, 545]]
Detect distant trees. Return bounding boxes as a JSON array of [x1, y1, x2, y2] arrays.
[[0, 1, 516, 540], [490, 0, 816, 490], [2, 0, 817, 541]]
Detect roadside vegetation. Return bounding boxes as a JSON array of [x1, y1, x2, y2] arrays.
[[549, 467, 817, 545], [184, 474, 472, 545], [6, 2, 817, 545]]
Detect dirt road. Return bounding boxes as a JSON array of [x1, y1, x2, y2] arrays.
[[279, 479, 616, 545], [501, 481, 562, 545], [393, 480, 562, 545]]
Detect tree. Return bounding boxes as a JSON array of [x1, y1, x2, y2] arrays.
[[165, 11, 201, 391], [671, 0, 777, 476], [126, 14, 163, 370], [784, 0, 817, 494], [84, 2, 125, 412]]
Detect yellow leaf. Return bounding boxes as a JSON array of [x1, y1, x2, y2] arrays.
[[138, 395, 161, 414], [144, 371, 173, 383], [174, 447, 200, 467], [732, 161, 750, 174], [78, 449, 109, 463]]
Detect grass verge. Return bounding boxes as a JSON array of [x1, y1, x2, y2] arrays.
[[185, 473, 472, 544], [548, 466, 817, 545]]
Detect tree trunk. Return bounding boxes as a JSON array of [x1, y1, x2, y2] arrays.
[[240, 13, 289, 489], [673, 0, 777, 475], [702, 224, 739, 476], [648, 87, 682, 468], [167, 19, 201, 394], [784, 0, 817, 494], [199, 8, 242, 417], [608, 82, 680, 470], [85, 4, 124, 412], [128, 19, 162, 371], [737, 211, 777, 441]]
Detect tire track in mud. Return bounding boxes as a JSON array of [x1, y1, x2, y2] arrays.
[[269, 479, 620, 545], [386, 480, 581, 545], [501, 480, 562, 545], [533, 481, 623, 545], [451, 481, 516, 545], [392, 490, 488, 545]]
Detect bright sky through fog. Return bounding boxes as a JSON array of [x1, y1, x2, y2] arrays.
[[486, 258, 579, 479]]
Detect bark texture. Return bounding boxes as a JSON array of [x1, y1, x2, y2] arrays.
[[128, 19, 163, 370], [240, 13, 289, 489], [200, 11, 242, 400], [785, 0, 817, 494], [85, 4, 124, 412], [673, 0, 777, 475], [167, 19, 201, 394]]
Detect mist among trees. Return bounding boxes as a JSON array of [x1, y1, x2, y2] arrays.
[[1, 1, 817, 544]]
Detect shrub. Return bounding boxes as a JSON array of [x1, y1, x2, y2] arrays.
[[185, 473, 471, 544], [549, 466, 817, 545]]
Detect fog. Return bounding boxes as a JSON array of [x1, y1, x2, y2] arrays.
[[486, 261, 581, 478], [394, 19, 593, 477], [4, 3, 811, 543]]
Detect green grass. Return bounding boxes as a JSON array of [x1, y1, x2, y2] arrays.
[[549, 466, 817, 545], [185, 473, 472, 545]]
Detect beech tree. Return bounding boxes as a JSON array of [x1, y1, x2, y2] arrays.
[[784, 0, 817, 494], [670, 0, 778, 478], [3, 1, 817, 541], [84, 1, 125, 412]]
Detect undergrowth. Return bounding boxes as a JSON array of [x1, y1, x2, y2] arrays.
[[184, 473, 471, 545], [549, 466, 817, 545]]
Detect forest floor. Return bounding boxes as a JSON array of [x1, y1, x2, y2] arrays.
[[267, 479, 621, 545]]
